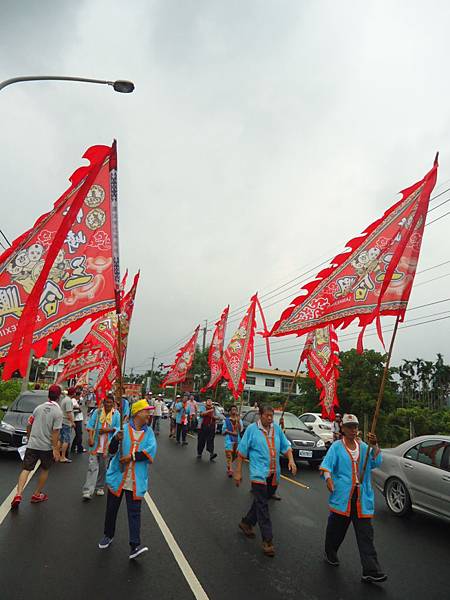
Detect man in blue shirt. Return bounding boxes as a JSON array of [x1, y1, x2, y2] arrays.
[[320, 413, 386, 583], [234, 404, 297, 557], [175, 393, 191, 445]]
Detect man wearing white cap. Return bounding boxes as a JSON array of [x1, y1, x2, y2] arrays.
[[169, 396, 180, 438], [152, 394, 164, 435], [319, 413, 386, 584]]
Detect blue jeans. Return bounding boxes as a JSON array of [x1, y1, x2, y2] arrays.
[[104, 490, 142, 547]]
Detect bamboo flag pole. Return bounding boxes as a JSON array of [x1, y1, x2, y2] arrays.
[[238, 393, 245, 417], [109, 140, 125, 467], [360, 315, 400, 483], [116, 314, 125, 429]]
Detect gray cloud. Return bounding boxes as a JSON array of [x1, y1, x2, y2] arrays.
[[1, 1, 449, 375]]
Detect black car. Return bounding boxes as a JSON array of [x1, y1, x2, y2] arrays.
[[241, 409, 328, 468], [0, 390, 49, 452]]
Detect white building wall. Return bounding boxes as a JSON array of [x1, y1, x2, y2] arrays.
[[243, 372, 299, 395]]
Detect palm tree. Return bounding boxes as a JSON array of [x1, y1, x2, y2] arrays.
[[400, 360, 417, 405]]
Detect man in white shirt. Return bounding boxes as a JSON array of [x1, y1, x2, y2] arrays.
[[70, 388, 85, 454], [82, 394, 120, 499], [11, 385, 63, 509], [152, 394, 164, 435]]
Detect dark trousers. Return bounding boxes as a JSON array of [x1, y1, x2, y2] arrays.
[[243, 477, 277, 542], [71, 421, 84, 453], [176, 423, 187, 443], [104, 489, 142, 548], [152, 416, 160, 433], [325, 490, 381, 575], [197, 425, 215, 455]]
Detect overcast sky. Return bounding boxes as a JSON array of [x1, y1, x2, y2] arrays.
[[1, 1, 450, 375]]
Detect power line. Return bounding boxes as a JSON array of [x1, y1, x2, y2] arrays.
[[0, 229, 11, 247], [255, 313, 450, 358], [213, 197, 450, 330], [427, 210, 450, 227], [159, 188, 450, 361], [252, 296, 450, 351], [208, 189, 450, 324]]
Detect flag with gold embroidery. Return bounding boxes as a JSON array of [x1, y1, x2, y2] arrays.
[[222, 294, 271, 400], [56, 349, 105, 384], [0, 143, 119, 379], [301, 325, 340, 420], [269, 157, 438, 351], [161, 326, 200, 388], [201, 305, 229, 392]]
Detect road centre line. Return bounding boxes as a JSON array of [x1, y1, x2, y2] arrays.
[[144, 492, 209, 600], [0, 461, 40, 526]]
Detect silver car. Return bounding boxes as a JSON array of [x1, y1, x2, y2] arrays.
[[372, 435, 450, 522]]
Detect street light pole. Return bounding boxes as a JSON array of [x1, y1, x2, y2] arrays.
[[0, 75, 135, 93]]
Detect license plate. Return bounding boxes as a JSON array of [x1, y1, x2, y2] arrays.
[[22, 436, 28, 444], [298, 450, 312, 458]]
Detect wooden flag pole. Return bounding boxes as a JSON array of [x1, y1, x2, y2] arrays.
[[116, 314, 125, 430], [238, 393, 245, 417], [115, 313, 126, 472], [360, 315, 400, 483]]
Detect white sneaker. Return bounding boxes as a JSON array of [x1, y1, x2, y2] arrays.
[[95, 488, 105, 496], [82, 491, 91, 500]]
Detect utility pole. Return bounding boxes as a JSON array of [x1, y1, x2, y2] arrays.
[[202, 320, 208, 352], [21, 351, 33, 392], [148, 355, 156, 392]]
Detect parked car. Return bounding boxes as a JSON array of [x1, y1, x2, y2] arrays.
[[241, 409, 327, 468], [0, 390, 49, 452], [298, 412, 333, 446], [197, 402, 225, 433], [372, 435, 450, 522]]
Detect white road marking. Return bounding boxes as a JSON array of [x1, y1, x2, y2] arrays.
[[0, 461, 40, 526], [144, 492, 209, 600]]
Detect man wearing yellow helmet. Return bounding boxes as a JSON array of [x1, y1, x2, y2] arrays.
[[98, 399, 157, 560]]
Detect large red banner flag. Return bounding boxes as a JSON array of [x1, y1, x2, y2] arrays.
[[201, 305, 229, 392], [55, 272, 139, 391], [161, 326, 200, 388], [301, 325, 340, 420], [56, 349, 105, 384], [54, 270, 129, 368], [117, 271, 140, 361], [269, 157, 438, 350], [0, 143, 118, 378], [222, 294, 271, 400]]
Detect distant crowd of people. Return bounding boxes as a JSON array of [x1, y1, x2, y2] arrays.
[[9, 385, 387, 582]]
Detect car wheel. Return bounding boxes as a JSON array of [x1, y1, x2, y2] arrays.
[[385, 477, 412, 517]]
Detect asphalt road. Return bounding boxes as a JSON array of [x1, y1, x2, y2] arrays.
[[0, 420, 449, 600]]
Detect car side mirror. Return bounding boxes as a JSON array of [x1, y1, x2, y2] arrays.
[[1, 405, 8, 412], [307, 424, 313, 430]]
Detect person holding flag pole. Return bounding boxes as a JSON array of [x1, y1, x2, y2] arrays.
[[267, 156, 438, 581]]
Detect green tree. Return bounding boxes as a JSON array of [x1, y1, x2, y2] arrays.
[[0, 379, 21, 417], [337, 349, 398, 419]]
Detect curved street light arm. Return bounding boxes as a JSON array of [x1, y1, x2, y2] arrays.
[[0, 76, 134, 93]]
